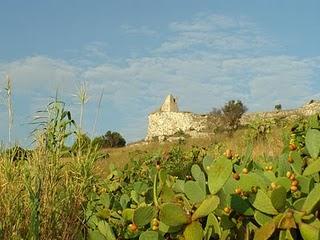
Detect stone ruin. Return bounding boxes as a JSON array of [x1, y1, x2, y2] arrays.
[[160, 94, 179, 112], [145, 94, 210, 142], [145, 95, 320, 142]]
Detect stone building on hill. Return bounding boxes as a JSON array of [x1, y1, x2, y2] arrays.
[[145, 95, 320, 142], [145, 94, 210, 141]]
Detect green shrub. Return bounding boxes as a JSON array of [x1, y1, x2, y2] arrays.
[[221, 100, 247, 132], [275, 104, 282, 111], [210, 100, 247, 133], [94, 131, 126, 148]]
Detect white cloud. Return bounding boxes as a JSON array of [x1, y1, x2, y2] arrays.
[[0, 13, 319, 143], [85, 55, 320, 112], [0, 56, 79, 92], [154, 13, 276, 54]]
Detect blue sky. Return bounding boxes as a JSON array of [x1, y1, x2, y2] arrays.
[[0, 0, 319, 145]]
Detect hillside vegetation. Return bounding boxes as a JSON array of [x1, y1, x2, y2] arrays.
[[1, 98, 320, 240]]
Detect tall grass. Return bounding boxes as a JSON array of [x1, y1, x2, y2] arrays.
[[4, 75, 13, 145], [0, 98, 99, 239]]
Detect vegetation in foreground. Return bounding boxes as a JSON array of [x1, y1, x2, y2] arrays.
[[85, 114, 320, 240], [0, 97, 320, 239]]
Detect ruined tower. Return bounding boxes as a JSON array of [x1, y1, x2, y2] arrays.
[[160, 94, 179, 112]]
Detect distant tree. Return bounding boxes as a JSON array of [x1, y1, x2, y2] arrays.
[[96, 131, 126, 148], [275, 104, 282, 111], [221, 100, 248, 131]]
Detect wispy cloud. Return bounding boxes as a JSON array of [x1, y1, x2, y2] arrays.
[[154, 13, 276, 55], [0, 13, 319, 143]]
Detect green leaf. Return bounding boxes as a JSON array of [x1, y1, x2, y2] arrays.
[[88, 229, 107, 240], [220, 215, 235, 229], [172, 179, 185, 193], [305, 129, 320, 158], [278, 153, 291, 177], [161, 184, 176, 203], [133, 206, 156, 227], [134, 181, 149, 194], [204, 213, 221, 239], [159, 169, 168, 186], [300, 223, 320, 240], [120, 194, 130, 210], [253, 221, 276, 240], [254, 211, 273, 226], [183, 221, 204, 240], [279, 230, 294, 240], [296, 175, 313, 194], [99, 193, 111, 209], [291, 151, 304, 175], [97, 221, 116, 240], [184, 181, 206, 204], [191, 164, 206, 192], [271, 186, 287, 212], [275, 177, 291, 191], [192, 195, 220, 221], [303, 159, 320, 176], [159, 203, 190, 227], [238, 172, 269, 192], [293, 198, 306, 211], [207, 156, 232, 194], [231, 195, 254, 216], [263, 171, 276, 182], [203, 155, 214, 172], [302, 184, 320, 214], [250, 190, 278, 215], [139, 231, 160, 240], [158, 221, 182, 234], [308, 115, 320, 129], [122, 209, 134, 221]]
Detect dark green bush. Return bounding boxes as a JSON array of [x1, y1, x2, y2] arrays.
[[275, 104, 282, 111], [94, 131, 126, 148]]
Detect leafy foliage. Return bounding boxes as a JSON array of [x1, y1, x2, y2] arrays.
[[32, 100, 76, 157], [275, 104, 282, 111], [221, 100, 248, 131], [210, 100, 248, 133], [86, 114, 320, 240], [93, 131, 126, 148]]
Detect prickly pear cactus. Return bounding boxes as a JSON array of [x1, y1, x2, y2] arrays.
[[85, 114, 320, 240]]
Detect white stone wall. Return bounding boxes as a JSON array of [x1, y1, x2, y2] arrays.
[[145, 112, 208, 141]]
